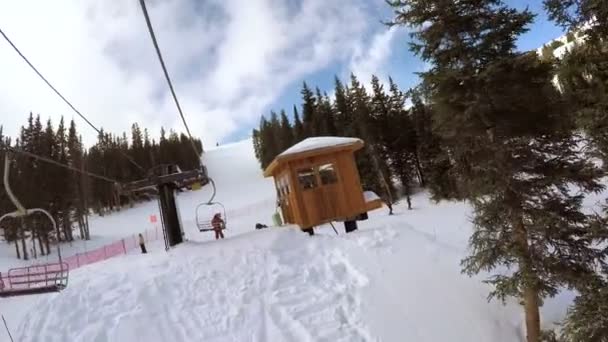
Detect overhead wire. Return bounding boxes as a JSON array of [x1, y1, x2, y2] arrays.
[[138, 0, 217, 203], [137, 0, 202, 161], [0, 27, 146, 175], [3, 146, 118, 184]]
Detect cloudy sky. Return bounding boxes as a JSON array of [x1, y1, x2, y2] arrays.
[[0, 0, 563, 148]]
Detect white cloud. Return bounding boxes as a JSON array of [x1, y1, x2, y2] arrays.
[[348, 27, 398, 88], [0, 0, 375, 148]]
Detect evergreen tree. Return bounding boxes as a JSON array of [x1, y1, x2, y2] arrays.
[[544, 3, 608, 338], [544, 1, 608, 167], [252, 128, 262, 162], [370, 75, 416, 209], [257, 116, 278, 169], [544, 0, 608, 42], [293, 105, 304, 143], [315, 88, 337, 136], [389, 2, 608, 342], [333, 76, 354, 136], [301, 82, 318, 138], [278, 110, 294, 152], [349, 74, 396, 210], [561, 268, 608, 341]]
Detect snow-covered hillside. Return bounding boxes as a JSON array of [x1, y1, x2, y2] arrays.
[[1, 138, 589, 341]]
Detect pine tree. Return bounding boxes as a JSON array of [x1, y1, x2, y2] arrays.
[[370, 75, 417, 209], [349, 74, 396, 210], [293, 106, 304, 143], [252, 128, 262, 162], [544, 0, 608, 168], [561, 267, 608, 341], [257, 116, 278, 169], [315, 88, 337, 136], [143, 128, 153, 170], [278, 110, 294, 152], [301, 82, 317, 138], [333, 76, 354, 136], [67, 120, 86, 241], [389, 1, 608, 342], [544, 0, 608, 42], [544, 3, 608, 339]]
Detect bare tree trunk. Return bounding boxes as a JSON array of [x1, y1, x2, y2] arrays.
[[14, 239, 20, 259], [84, 211, 90, 240], [399, 173, 413, 210], [45, 229, 51, 254], [31, 226, 37, 259], [97, 201, 104, 217], [20, 220, 28, 261], [62, 210, 72, 242], [77, 214, 84, 240], [513, 213, 541, 342], [523, 285, 541, 342], [38, 231, 46, 256], [367, 144, 394, 214], [413, 152, 425, 187]]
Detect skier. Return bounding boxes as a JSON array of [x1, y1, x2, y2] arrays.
[[138, 233, 147, 254], [211, 213, 225, 240]]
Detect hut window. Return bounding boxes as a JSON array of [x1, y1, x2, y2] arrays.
[[319, 163, 338, 185], [297, 168, 317, 190]]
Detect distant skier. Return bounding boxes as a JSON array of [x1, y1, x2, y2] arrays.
[[138, 233, 147, 254], [212, 213, 225, 240]]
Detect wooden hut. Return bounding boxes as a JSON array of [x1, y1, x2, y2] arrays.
[[264, 137, 383, 233]]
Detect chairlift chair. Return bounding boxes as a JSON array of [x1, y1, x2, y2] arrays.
[[196, 202, 227, 232], [0, 153, 69, 297]]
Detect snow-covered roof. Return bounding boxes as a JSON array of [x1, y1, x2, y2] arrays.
[[279, 137, 362, 157], [363, 191, 381, 203]]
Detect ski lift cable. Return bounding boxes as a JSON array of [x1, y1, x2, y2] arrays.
[[0, 27, 146, 175], [3, 147, 118, 184], [138, 0, 218, 203], [137, 0, 202, 160]]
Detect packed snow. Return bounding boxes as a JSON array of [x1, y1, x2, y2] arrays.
[[278, 137, 362, 157], [2, 138, 599, 341]]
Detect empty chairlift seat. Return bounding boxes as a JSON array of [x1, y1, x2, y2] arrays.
[[0, 262, 69, 297]]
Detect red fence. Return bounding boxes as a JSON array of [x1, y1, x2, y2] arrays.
[[63, 225, 161, 271]]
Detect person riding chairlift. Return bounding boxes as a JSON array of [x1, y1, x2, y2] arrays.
[[211, 213, 225, 240]]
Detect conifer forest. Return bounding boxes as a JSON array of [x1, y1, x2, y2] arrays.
[[1, 0, 607, 341], [252, 1, 608, 341], [0, 115, 201, 260]]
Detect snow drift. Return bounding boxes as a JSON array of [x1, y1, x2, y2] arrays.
[[1, 138, 567, 341]]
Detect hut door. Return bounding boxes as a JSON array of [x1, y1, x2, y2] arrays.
[[317, 163, 340, 220], [297, 167, 322, 226], [297, 163, 340, 226]]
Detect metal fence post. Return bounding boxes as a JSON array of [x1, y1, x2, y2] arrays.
[[122, 239, 127, 254]]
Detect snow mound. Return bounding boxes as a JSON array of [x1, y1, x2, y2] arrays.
[[12, 225, 522, 342], [2, 137, 549, 341], [279, 137, 362, 157]]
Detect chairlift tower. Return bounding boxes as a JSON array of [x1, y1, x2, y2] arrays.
[[123, 165, 208, 249]]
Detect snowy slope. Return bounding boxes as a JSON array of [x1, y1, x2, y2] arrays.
[[2, 138, 588, 341]]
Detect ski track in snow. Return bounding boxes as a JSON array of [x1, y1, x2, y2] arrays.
[[15, 229, 378, 342], [4, 138, 601, 341]]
